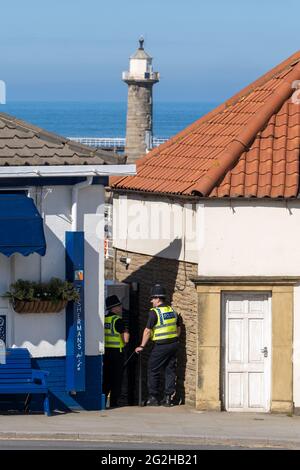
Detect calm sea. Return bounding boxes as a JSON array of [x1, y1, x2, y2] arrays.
[[1, 102, 217, 139]]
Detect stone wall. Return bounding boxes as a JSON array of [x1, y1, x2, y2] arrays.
[[115, 248, 198, 406], [125, 83, 153, 163]]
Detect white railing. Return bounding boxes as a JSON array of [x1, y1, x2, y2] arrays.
[[69, 137, 125, 148], [122, 71, 160, 81], [153, 137, 168, 146], [68, 137, 169, 149]]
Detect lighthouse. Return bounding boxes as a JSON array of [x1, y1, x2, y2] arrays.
[[122, 37, 159, 163]]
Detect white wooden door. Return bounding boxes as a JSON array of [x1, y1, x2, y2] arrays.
[[223, 293, 271, 412]]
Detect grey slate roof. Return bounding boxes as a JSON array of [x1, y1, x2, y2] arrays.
[[130, 48, 152, 60], [0, 112, 125, 166]]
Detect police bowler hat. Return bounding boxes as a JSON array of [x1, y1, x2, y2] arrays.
[[106, 294, 122, 310]]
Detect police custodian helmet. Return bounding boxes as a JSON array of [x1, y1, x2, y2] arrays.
[[150, 284, 166, 299], [106, 294, 122, 310]]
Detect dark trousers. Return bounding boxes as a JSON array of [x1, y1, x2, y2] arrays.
[[148, 341, 179, 397], [103, 349, 124, 407]]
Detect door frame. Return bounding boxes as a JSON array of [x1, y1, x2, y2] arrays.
[[221, 291, 272, 412], [193, 279, 294, 413]]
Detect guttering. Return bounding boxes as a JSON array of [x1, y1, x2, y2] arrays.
[[0, 165, 136, 178], [111, 187, 200, 201], [72, 176, 93, 231], [111, 188, 300, 203], [191, 276, 300, 286]]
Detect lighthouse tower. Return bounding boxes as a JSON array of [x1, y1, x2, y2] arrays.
[[122, 37, 159, 163]]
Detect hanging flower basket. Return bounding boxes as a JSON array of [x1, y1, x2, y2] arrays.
[[13, 299, 68, 314], [3, 278, 80, 315]]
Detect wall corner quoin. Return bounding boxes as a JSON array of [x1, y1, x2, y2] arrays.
[[271, 400, 294, 414], [195, 397, 222, 411]]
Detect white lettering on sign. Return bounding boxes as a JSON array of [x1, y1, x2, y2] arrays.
[[75, 289, 83, 372]]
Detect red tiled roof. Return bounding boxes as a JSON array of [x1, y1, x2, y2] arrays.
[[112, 51, 300, 198]]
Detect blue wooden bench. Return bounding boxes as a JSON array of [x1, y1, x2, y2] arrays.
[[0, 348, 50, 416]]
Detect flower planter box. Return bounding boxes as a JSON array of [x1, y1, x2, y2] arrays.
[[13, 299, 68, 314]]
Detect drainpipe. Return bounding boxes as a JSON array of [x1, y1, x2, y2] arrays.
[[66, 176, 93, 394], [71, 176, 93, 231]]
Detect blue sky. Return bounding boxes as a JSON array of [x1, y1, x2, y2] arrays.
[[0, 0, 299, 102]]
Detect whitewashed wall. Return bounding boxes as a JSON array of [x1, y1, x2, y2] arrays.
[[130, 58, 151, 76], [197, 200, 300, 276], [197, 199, 300, 408], [0, 255, 13, 347], [113, 194, 198, 263], [5, 185, 105, 358], [78, 185, 104, 356]]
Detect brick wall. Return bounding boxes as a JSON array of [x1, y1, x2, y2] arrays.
[[115, 248, 198, 406]]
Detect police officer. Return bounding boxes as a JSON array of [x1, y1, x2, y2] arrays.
[[135, 284, 181, 406], [103, 295, 129, 408]]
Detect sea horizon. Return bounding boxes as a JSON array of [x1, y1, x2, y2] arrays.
[[0, 101, 219, 139]]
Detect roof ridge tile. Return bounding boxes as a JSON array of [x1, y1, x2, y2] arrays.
[[112, 51, 300, 198]]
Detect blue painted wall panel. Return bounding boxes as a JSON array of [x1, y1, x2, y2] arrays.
[[65, 231, 86, 392], [0, 355, 103, 413]]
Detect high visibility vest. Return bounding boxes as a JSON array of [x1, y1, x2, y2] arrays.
[[104, 315, 125, 351], [151, 306, 178, 342]]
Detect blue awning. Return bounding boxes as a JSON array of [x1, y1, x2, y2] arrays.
[[0, 194, 46, 257]]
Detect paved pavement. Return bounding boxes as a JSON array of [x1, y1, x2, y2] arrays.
[[0, 440, 251, 450], [0, 405, 299, 449]]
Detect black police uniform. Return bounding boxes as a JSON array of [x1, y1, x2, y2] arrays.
[[147, 304, 182, 403]]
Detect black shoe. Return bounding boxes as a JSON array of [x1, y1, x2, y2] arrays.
[[161, 394, 174, 407], [109, 399, 120, 408], [146, 396, 160, 406]]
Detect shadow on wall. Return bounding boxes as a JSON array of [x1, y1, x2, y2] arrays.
[[118, 238, 188, 405]]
